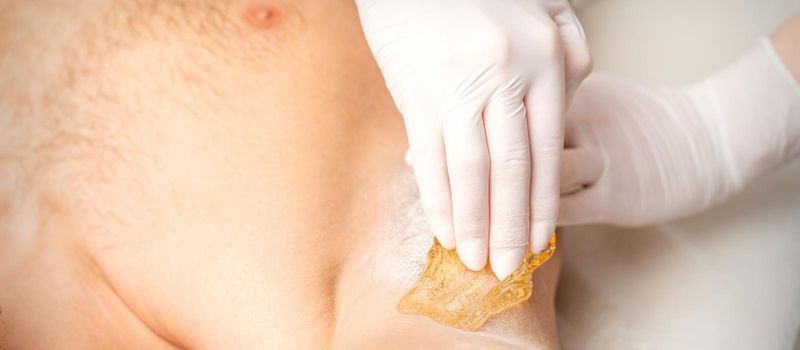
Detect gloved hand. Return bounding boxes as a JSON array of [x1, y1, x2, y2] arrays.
[[560, 38, 800, 226], [355, 0, 592, 279]]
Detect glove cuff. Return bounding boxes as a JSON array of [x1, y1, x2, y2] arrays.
[[690, 37, 800, 189]]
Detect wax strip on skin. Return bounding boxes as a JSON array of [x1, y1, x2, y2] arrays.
[[398, 234, 557, 332]]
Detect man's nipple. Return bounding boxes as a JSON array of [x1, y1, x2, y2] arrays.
[[243, 3, 281, 30]]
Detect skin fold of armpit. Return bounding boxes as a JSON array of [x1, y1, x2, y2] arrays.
[[398, 235, 557, 332]]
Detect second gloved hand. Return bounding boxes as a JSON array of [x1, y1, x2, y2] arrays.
[[559, 38, 800, 226], [355, 0, 592, 279]]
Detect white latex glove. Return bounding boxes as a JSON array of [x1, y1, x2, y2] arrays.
[[560, 38, 800, 226], [355, 0, 591, 279]]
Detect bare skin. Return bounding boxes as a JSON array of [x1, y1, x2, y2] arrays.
[[0, 1, 560, 349], [773, 15, 800, 81]]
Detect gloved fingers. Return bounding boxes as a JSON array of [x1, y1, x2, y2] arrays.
[[526, 72, 566, 254], [560, 148, 603, 194], [484, 92, 532, 280], [410, 135, 456, 249], [443, 101, 491, 271], [552, 6, 592, 103]]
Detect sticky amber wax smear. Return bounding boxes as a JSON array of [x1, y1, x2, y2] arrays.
[[398, 235, 557, 332]]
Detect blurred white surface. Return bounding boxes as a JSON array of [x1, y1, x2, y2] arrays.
[[575, 0, 800, 83], [558, 1, 800, 349]]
